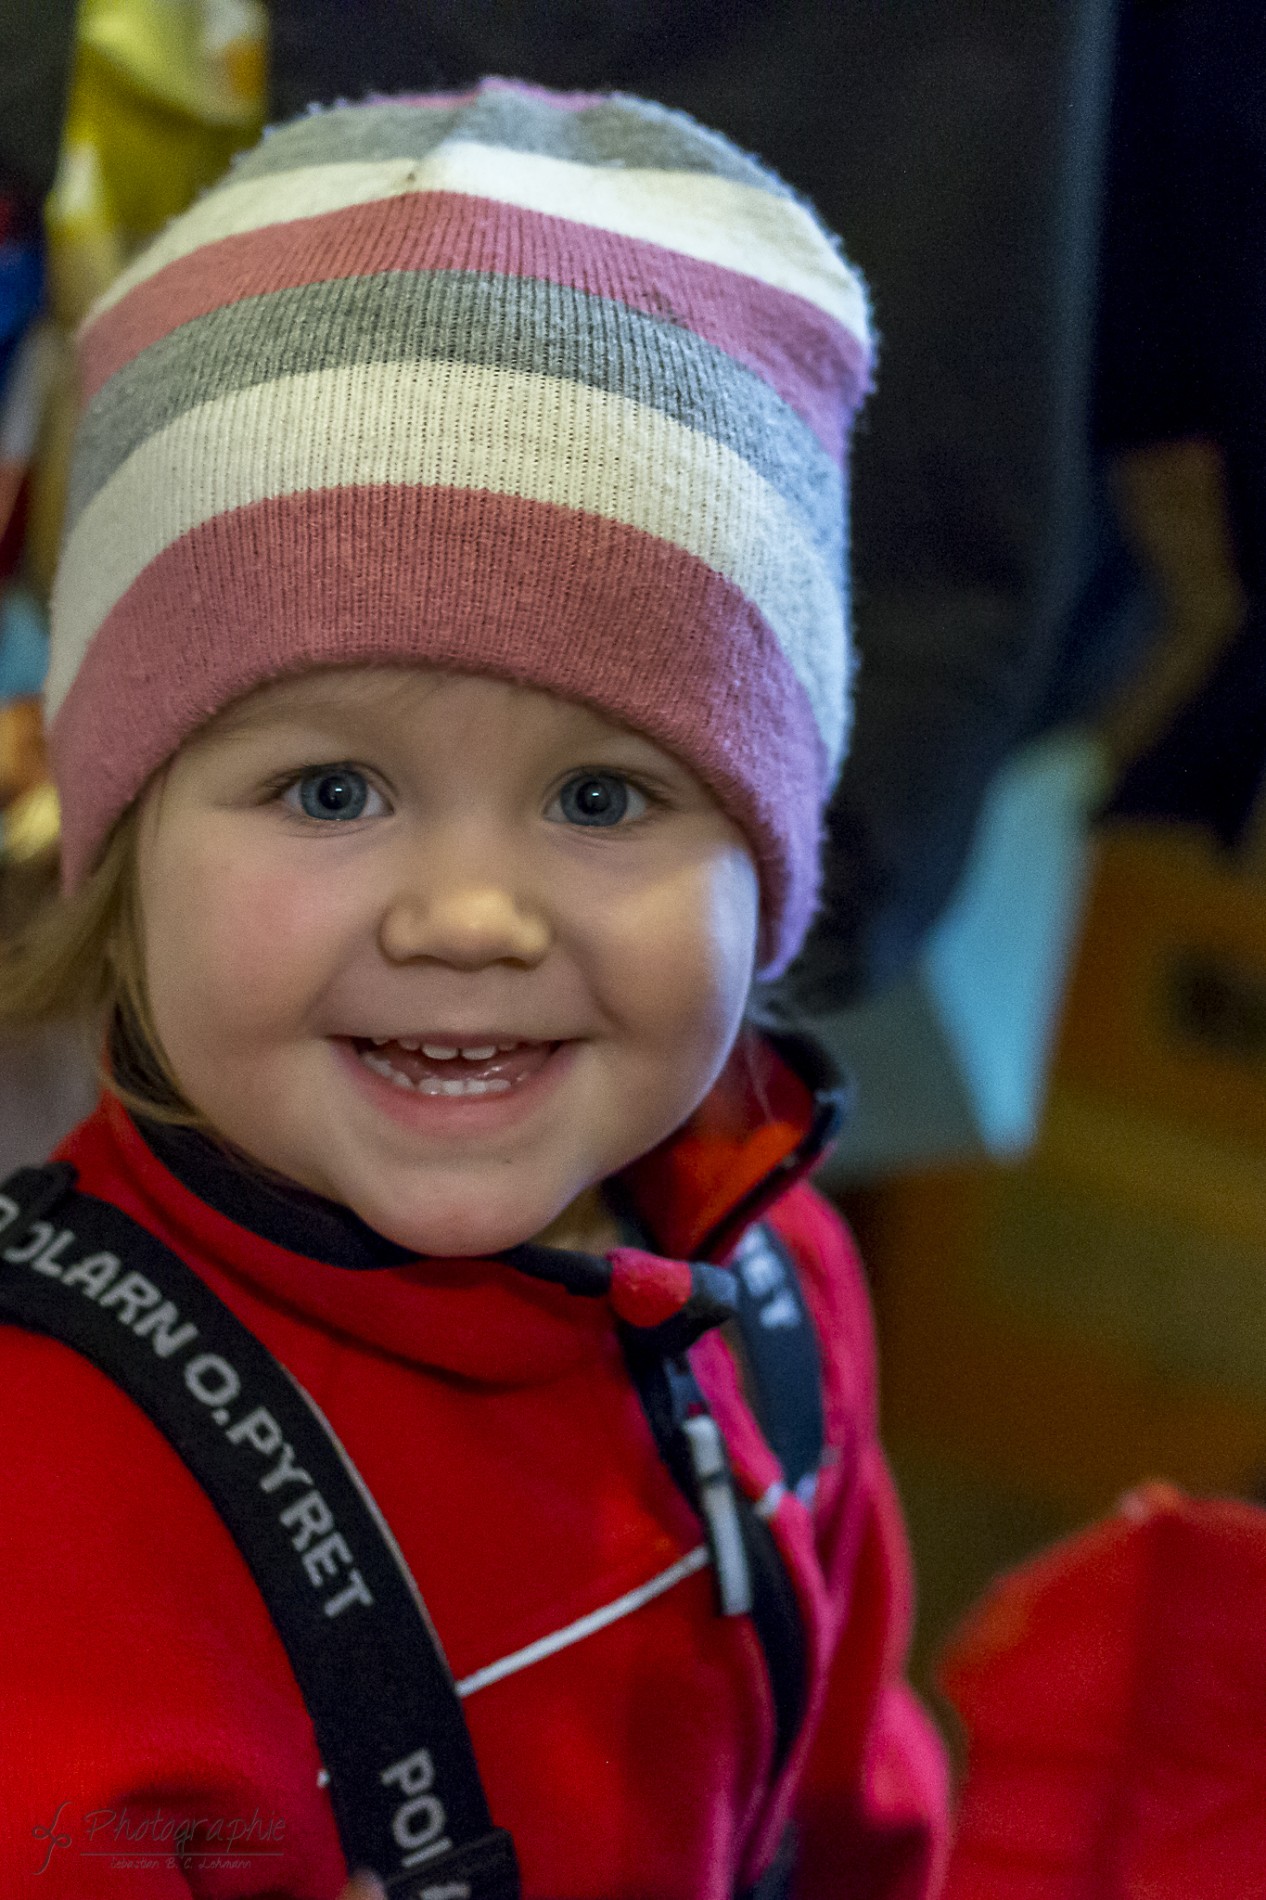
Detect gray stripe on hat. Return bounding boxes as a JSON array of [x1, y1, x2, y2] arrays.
[[67, 266, 844, 566], [232, 93, 792, 199]]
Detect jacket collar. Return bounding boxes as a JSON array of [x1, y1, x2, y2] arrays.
[[616, 1027, 848, 1263]]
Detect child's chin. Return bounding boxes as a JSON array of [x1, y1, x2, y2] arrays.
[[351, 1190, 549, 1261]]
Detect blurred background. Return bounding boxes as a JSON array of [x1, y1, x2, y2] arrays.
[[4, 0, 1266, 1744]]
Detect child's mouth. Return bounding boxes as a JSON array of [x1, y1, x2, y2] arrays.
[[349, 1036, 557, 1097]]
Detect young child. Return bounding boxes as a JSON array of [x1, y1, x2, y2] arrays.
[[0, 80, 948, 1900]]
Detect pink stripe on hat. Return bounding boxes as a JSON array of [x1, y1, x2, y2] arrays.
[[379, 78, 615, 113], [50, 486, 829, 974]]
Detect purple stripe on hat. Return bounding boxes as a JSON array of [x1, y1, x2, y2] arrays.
[[51, 484, 828, 974], [80, 192, 868, 460], [379, 78, 614, 113]]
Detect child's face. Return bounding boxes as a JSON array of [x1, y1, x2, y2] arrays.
[[135, 668, 760, 1257]]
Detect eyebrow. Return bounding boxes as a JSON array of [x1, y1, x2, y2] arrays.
[[203, 670, 701, 790], [205, 666, 450, 740]]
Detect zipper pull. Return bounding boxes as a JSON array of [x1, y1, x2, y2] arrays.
[[680, 1412, 753, 1617]]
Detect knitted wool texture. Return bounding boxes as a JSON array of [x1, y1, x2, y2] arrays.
[[48, 77, 872, 975]]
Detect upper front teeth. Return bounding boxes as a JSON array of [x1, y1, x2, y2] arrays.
[[368, 1038, 509, 1060], [360, 1048, 513, 1095]]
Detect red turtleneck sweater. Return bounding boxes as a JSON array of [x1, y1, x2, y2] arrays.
[[0, 1050, 947, 1900]]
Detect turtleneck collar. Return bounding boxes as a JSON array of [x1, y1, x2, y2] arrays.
[[131, 1111, 435, 1271]]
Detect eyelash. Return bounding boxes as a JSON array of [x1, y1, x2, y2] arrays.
[[266, 765, 667, 827]]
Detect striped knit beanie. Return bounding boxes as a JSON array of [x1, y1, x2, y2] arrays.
[[48, 77, 872, 976]]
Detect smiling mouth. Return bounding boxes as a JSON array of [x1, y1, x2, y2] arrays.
[[348, 1036, 559, 1097]]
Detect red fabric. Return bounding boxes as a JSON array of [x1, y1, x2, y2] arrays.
[[622, 1033, 822, 1263], [0, 1062, 947, 1899], [940, 1483, 1266, 1898]]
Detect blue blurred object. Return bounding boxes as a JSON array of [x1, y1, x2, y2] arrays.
[[0, 236, 44, 395], [0, 588, 48, 700], [814, 730, 1106, 1182]]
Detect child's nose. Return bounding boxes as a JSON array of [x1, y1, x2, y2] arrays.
[[378, 878, 552, 970]]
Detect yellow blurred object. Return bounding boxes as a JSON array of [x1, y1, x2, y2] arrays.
[[81, 0, 267, 127], [23, 333, 78, 597], [2, 782, 62, 866], [0, 700, 49, 811], [1103, 441, 1248, 769], [45, 0, 268, 327]]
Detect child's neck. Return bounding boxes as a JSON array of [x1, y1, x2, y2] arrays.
[[532, 1186, 623, 1257]]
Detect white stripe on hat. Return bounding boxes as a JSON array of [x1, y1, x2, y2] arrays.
[[83, 145, 871, 344]]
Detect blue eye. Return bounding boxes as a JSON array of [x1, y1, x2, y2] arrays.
[[553, 772, 646, 828], [285, 768, 383, 821]]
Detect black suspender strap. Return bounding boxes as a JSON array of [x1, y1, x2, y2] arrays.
[[0, 1164, 519, 1900], [729, 1226, 825, 1504]]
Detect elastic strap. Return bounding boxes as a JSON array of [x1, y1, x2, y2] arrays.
[[618, 1327, 810, 1777]]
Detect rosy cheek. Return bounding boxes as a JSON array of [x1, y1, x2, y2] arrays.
[[606, 855, 756, 1054], [149, 843, 348, 1039], [678, 855, 759, 1017]]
